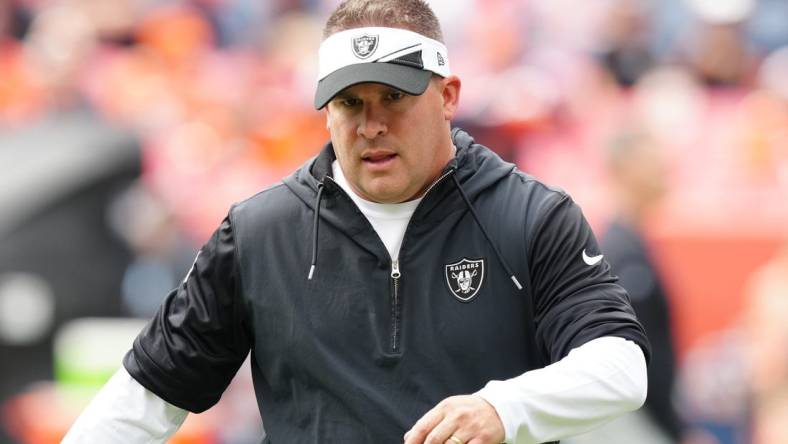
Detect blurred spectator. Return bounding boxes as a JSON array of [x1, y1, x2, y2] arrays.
[[600, 127, 684, 442], [688, 22, 753, 86], [595, 0, 656, 87], [0, 0, 32, 41], [680, 0, 757, 87], [107, 181, 197, 318]]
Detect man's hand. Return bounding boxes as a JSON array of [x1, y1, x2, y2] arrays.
[[403, 395, 505, 444]]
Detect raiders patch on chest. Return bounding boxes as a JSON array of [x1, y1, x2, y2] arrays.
[[444, 258, 485, 302]]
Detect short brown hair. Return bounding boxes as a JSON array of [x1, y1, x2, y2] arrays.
[[323, 0, 444, 42]]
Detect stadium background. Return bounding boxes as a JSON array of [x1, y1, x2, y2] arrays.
[[1, 0, 787, 443]]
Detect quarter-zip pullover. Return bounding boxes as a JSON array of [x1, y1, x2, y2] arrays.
[[124, 128, 650, 443]]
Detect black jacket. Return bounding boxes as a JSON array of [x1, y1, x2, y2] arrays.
[[125, 128, 649, 443]]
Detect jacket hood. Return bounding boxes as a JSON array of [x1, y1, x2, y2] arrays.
[[282, 127, 516, 210], [283, 126, 523, 288]]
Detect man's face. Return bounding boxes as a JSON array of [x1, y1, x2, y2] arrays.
[[325, 77, 459, 203]]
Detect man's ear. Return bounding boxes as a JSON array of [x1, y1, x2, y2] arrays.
[[440, 75, 461, 121]]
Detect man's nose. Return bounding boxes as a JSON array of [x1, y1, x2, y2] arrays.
[[357, 104, 387, 139]]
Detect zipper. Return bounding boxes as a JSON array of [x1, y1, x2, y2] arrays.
[[422, 169, 455, 197], [324, 168, 457, 354], [387, 168, 456, 353], [390, 259, 401, 352]]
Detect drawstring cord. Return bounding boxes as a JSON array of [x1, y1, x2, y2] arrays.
[[451, 175, 523, 291], [308, 182, 325, 280], [307, 174, 523, 291]]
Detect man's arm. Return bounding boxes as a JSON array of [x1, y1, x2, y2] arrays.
[[64, 212, 251, 442], [406, 191, 650, 444], [403, 336, 646, 444], [124, 213, 251, 412], [477, 336, 646, 443], [62, 367, 188, 443]]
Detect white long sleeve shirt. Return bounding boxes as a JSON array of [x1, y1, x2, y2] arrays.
[[63, 337, 646, 443], [62, 368, 187, 443], [477, 336, 646, 443]]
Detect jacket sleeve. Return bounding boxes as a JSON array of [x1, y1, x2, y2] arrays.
[[123, 213, 251, 412], [528, 194, 650, 364]]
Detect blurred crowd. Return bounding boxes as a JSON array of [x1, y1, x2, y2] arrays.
[[2, 0, 788, 234], [1, 0, 788, 443]]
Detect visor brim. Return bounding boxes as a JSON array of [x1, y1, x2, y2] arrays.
[[314, 63, 433, 109]]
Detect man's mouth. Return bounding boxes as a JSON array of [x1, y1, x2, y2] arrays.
[[362, 152, 397, 165]]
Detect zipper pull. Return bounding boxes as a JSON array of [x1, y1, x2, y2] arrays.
[[391, 260, 401, 279]]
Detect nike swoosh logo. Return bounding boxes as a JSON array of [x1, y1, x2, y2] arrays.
[[582, 249, 604, 266]]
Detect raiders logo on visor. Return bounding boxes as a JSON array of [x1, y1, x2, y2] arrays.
[[351, 34, 378, 59]]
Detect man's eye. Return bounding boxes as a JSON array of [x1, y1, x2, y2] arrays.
[[341, 98, 360, 107], [388, 91, 404, 101]]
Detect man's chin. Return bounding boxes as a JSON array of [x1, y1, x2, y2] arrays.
[[358, 185, 408, 204]]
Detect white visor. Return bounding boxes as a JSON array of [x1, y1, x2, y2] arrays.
[[314, 26, 451, 109]]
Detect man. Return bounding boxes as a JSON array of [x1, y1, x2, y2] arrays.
[[599, 128, 684, 442], [63, 1, 650, 443]]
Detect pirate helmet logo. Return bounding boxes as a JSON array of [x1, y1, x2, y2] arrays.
[[351, 34, 379, 59], [444, 258, 485, 302]]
